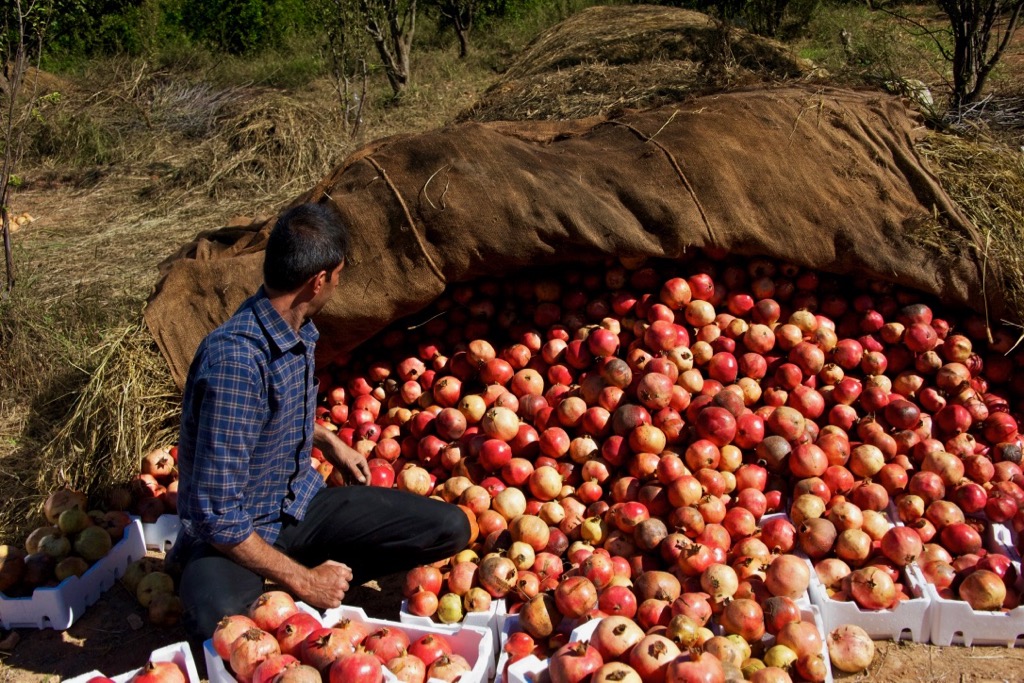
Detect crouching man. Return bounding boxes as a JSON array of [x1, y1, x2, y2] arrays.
[[168, 202, 470, 651]]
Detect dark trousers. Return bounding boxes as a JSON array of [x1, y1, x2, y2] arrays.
[[171, 486, 471, 660]]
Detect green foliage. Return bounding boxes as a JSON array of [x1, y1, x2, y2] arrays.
[[179, 0, 315, 55], [34, 0, 321, 64], [42, 0, 147, 57], [798, 1, 949, 80]]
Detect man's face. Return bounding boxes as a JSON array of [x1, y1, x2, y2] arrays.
[[309, 261, 345, 316]]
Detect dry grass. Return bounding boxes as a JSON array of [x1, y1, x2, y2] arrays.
[[461, 5, 818, 122], [917, 127, 1024, 328], [498, 5, 810, 81], [26, 325, 179, 528]]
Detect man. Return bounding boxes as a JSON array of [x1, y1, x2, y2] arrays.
[[170, 202, 471, 650]]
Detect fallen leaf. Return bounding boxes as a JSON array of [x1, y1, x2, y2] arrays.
[[0, 630, 20, 651]]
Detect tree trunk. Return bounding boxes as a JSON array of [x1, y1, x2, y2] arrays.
[[454, 17, 470, 58], [945, 0, 1024, 107], [966, 0, 1023, 103], [360, 0, 416, 96]]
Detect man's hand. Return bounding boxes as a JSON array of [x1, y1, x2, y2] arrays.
[[213, 534, 354, 610], [294, 560, 353, 609], [315, 423, 370, 485]]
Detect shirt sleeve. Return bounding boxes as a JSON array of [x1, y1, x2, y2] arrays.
[[187, 359, 265, 545]]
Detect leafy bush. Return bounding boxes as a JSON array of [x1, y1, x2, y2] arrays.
[[44, 0, 156, 59], [178, 0, 315, 54]]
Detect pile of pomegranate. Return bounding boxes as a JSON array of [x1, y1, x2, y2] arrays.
[[303, 252, 1024, 681], [212, 590, 473, 683], [112, 445, 180, 523], [122, 556, 184, 626]]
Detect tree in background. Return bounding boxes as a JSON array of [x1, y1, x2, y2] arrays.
[[359, 0, 417, 96], [0, 0, 53, 297], [430, 0, 482, 57], [878, 0, 1021, 108], [313, 0, 369, 136], [937, 0, 1023, 106]]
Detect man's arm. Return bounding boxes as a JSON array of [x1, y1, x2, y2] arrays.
[[314, 422, 370, 485], [184, 361, 354, 608], [212, 533, 353, 610]]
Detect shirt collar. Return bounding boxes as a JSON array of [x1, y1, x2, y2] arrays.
[[253, 287, 319, 353]]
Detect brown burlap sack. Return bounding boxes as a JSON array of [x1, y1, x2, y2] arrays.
[[145, 86, 988, 389]]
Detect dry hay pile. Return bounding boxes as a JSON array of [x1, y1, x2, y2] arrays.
[[156, 87, 344, 198], [459, 5, 817, 122], [0, 324, 179, 542], [918, 130, 1024, 334], [35, 325, 180, 496]]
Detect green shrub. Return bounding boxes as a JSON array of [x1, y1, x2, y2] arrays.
[[179, 0, 315, 55]]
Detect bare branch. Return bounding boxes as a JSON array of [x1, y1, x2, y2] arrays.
[[359, 0, 417, 96], [972, 0, 1024, 98], [875, 4, 954, 61]]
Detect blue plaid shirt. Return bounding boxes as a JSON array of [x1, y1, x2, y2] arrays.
[[177, 287, 325, 546]]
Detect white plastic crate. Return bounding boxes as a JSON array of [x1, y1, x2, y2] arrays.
[[63, 641, 201, 683], [924, 525, 1024, 647], [142, 515, 180, 553], [0, 518, 147, 630], [793, 507, 931, 643], [505, 616, 601, 683], [807, 552, 931, 642], [925, 576, 1024, 647], [986, 520, 1021, 561], [205, 602, 494, 683], [400, 596, 507, 655]]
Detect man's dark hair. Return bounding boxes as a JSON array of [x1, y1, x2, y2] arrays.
[[263, 203, 350, 292]]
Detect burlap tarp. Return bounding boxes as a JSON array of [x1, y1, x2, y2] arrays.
[[145, 86, 990, 389]]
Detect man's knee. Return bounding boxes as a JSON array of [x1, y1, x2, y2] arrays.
[[178, 552, 264, 643], [182, 580, 253, 642], [437, 505, 472, 555]]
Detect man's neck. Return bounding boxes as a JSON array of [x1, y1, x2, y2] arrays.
[[265, 287, 307, 333]]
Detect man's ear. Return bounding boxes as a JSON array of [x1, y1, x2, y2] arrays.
[[307, 270, 327, 296]]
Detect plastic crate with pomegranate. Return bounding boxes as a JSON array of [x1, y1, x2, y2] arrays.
[[500, 602, 833, 683], [63, 641, 201, 683], [792, 504, 932, 643], [923, 519, 1024, 646], [399, 595, 507, 654], [0, 518, 146, 630], [805, 543, 931, 641], [205, 602, 494, 683]]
